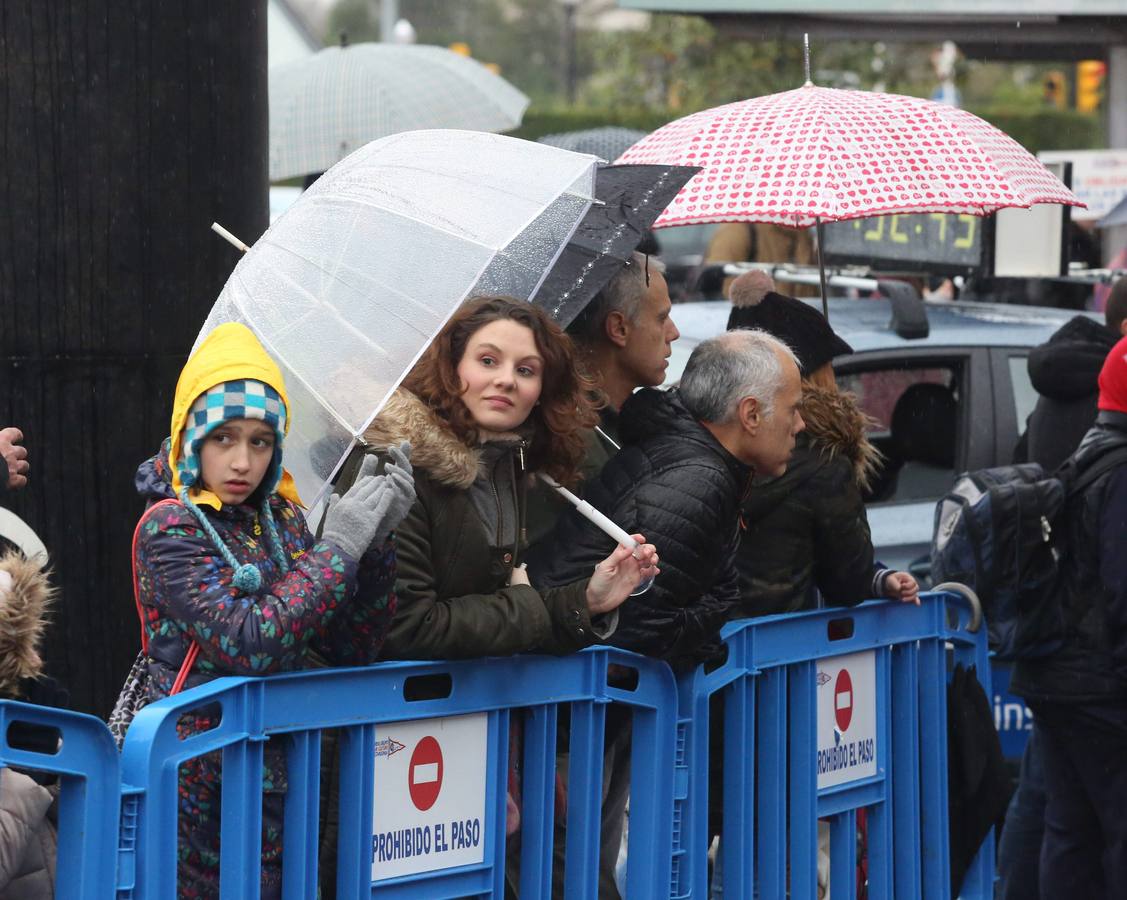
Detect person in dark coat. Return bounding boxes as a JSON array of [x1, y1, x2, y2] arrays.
[[530, 328, 806, 670], [530, 252, 681, 899], [998, 282, 1127, 900], [1009, 335, 1127, 898], [1014, 291, 1127, 470], [724, 270, 918, 616]]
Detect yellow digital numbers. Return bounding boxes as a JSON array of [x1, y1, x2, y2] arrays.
[[953, 214, 976, 250]]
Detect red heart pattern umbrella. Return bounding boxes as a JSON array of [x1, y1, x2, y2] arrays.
[[616, 84, 1083, 228]]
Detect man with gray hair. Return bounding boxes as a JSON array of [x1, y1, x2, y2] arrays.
[[530, 328, 805, 667]]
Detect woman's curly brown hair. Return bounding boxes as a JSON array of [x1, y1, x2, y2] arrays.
[[403, 295, 599, 486]]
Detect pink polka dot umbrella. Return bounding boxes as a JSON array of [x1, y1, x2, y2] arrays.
[[616, 81, 1083, 311], [616, 85, 1080, 227]]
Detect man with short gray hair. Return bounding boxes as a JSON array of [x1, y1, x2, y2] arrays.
[[530, 328, 805, 667]]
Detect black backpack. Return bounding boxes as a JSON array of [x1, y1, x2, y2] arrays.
[[930, 446, 1127, 660]]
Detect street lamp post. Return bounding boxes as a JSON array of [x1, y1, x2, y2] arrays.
[[559, 0, 581, 105]]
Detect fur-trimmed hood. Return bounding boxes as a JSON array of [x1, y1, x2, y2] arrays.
[[800, 384, 882, 492], [0, 552, 54, 699], [362, 390, 482, 490]]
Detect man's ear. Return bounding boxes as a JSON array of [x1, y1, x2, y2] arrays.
[[604, 310, 630, 349], [739, 395, 761, 433]]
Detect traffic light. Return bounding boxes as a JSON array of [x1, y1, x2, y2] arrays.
[[1076, 59, 1106, 113], [1042, 70, 1065, 109]]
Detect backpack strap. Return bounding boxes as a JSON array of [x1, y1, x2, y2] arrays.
[[1064, 445, 1127, 499], [132, 498, 199, 696]]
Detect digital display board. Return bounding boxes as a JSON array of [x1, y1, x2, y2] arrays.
[[821, 213, 984, 274]]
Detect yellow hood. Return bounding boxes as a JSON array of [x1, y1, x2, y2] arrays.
[[169, 322, 303, 509]]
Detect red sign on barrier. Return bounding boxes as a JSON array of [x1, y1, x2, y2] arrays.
[[409, 736, 443, 811], [834, 669, 854, 732]]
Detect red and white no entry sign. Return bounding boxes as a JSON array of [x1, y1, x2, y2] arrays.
[[408, 736, 444, 811], [834, 669, 853, 732]]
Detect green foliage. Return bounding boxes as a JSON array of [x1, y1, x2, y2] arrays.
[[967, 107, 1103, 153], [581, 14, 805, 111]]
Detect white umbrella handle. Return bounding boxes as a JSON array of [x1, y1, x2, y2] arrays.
[[211, 222, 250, 253], [537, 473, 637, 550]]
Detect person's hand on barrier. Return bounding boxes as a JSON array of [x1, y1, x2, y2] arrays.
[[585, 535, 659, 615], [883, 571, 920, 605], [0, 427, 29, 490], [509, 563, 530, 587]]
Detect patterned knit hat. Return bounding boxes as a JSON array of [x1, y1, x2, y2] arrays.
[[176, 379, 290, 594], [177, 379, 288, 496]]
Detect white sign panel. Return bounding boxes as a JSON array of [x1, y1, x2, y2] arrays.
[[1038, 149, 1127, 221], [371, 712, 488, 881], [816, 651, 878, 789]]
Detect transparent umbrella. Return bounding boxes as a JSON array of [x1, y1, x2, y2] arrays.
[[269, 43, 530, 181], [195, 129, 597, 509]]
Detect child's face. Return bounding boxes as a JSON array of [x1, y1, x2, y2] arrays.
[[199, 418, 276, 505]]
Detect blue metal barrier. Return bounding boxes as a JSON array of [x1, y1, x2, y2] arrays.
[[673, 590, 993, 900], [117, 647, 677, 899], [0, 699, 120, 900]]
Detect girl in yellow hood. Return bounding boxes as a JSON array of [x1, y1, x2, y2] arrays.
[[126, 322, 413, 898]]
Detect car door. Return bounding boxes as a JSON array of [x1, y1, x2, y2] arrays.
[[834, 346, 993, 581]]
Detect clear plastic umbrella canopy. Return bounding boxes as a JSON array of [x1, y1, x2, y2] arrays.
[[269, 43, 531, 181], [195, 129, 597, 508]]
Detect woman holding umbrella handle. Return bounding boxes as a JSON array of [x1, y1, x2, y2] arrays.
[[125, 322, 411, 898], [357, 295, 659, 665]]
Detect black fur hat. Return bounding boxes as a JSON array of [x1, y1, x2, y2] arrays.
[[726, 271, 853, 376]]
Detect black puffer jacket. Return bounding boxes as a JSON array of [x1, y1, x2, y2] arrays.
[[1016, 316, 1116, 470], [1011, 412, 1127, 705], [530, 388, 750, 670], [735, 386, 883, 617]]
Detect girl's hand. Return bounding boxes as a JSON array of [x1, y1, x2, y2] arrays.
[[509, 563, 531, 587], [882, 571, 920, 606], [585, 535, 660, 616]]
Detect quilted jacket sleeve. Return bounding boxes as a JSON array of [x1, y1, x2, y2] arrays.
[[135, 504, 361, 675], [535, 459, 740, 667], [313, 535, 398, 667]]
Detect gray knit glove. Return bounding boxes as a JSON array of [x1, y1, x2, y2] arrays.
[[371, 441, 414, 547], [320, 454, 393, 560]]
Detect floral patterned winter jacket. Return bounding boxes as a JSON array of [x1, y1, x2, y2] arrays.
[[133, 445, 397, 702]]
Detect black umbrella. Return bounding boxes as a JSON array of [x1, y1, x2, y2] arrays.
[[533, 163, 700, 328]]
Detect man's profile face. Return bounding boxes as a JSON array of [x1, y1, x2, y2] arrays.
[[621, 271, 680, 389], [749, 352, 804, 477]]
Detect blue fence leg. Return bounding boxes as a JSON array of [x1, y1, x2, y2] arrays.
[[220, 736, 266, 900], [281, 730, 321, 898], [518, 704, 557, 898], [336, 723, 376, 900], [919, 637, 951, 900], [891, 642, 922, 899], [757, 666, 787, 899], [563, 698, 606, 900], [789, 661, 818, 900], [829, 810, 857, 900], [720, 675, 756, 900]]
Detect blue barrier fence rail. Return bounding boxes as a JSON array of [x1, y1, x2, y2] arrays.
[[0, 588, 993, 898], [673, 588, 992, 900]]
